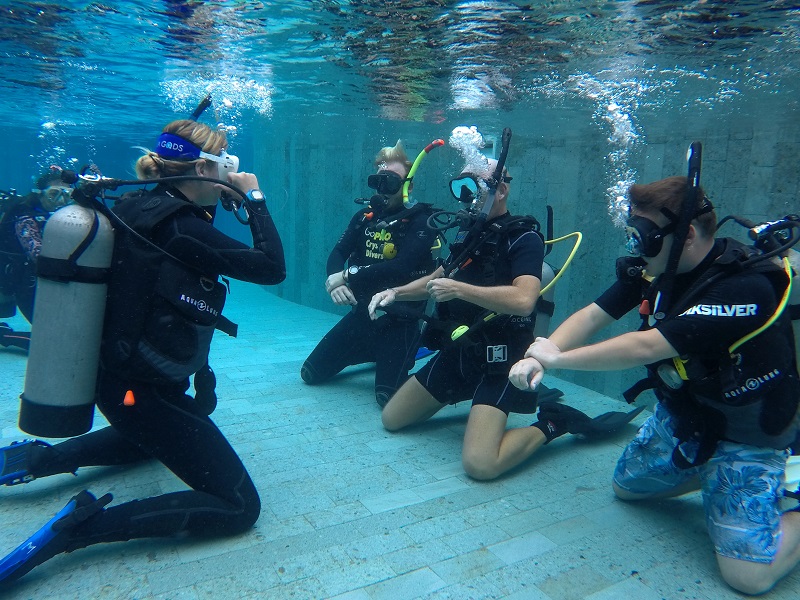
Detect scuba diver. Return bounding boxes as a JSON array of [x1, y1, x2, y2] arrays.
[[368, 127, 641, 481], [301, 140, 441, 408], [0, 117, 286, 588], [510, 145, 800, 595], [0, 167, 73, 352]]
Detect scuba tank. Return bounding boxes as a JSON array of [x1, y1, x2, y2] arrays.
[[532, 262, 556, 339], [19, 203, 114, 437], [786, 247, 799, 374]]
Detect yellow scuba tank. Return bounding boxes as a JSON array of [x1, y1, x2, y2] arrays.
[[18, 204, 114, 437]]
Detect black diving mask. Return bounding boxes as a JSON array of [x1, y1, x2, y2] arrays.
[[367, 170, 405, 196], [624, 215, 676, 258], [625, 198, 714, 258]]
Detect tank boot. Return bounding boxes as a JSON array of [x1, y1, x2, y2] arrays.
[[0, 440, 53, 486], [0, 323, 30, 353], [0, 490, 112, 587]]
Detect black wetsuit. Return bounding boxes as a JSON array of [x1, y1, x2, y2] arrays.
[[27, 184, 285, 548], [302, 203, 437, 405], [0, 196, 46, 350]]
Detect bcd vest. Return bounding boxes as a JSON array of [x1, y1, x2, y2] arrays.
[[626, 238, 799, 468], [101, 190, 229, 384], [422, 215, 543, 356]]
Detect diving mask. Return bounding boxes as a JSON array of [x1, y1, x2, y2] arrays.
[[201, 150, 239, 181], [367, 170, 405, 196], [449, 173, 488, 204], [624, 215, 675, 258], [39, 184, 72, 212], [155, 132, 239, 180]]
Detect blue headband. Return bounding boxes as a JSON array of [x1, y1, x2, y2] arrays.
[[155, 133, 203, 160]]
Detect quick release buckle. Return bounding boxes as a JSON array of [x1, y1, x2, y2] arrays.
[[486, 345, 508, 363]]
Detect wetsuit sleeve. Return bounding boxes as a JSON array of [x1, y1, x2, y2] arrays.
[[347, 210, 436, 297], [326, 211, 363, 275], [656, 271, 778, 357], [507, 230, 544, 281], [152, 207, 286, 285], [14, 215, 43, 261], [595, 278, 642, 320]]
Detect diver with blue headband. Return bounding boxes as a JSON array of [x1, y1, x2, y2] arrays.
[[0, 109, 286, 587]]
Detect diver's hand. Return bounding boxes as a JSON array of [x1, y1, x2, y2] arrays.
[[508, 357, 545, 391], [228, 171, 259, 191], [368, 289, 397, 320], [330, 285, 356, 306], [525, 337, 562, 369], [325, 271, 346, 293], [426, 277, 461, 302]]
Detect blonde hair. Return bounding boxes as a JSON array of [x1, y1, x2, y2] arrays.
[[135, 119, 227, 179], [374, 140, 412, 173]]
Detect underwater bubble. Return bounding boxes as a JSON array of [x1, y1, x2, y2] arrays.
[[41, 122, 57, 130], [449, 126, 490, 177], [161, 74, 274, 124]]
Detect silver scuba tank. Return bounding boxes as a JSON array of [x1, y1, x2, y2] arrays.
[[18, 204, 114, 437], [532, 261, 556, 338], [787, 248, 800, 374]]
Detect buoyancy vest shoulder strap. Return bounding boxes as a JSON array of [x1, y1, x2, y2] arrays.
[[112, 189, 206, 235], [664, 237, 785, 320], [444, 213, 542, 276]]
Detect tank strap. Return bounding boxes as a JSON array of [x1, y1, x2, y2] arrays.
[[36, 256, 109, 284], [36, 211, 110, 284]]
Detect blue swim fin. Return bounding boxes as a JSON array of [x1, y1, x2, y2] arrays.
[[0, 490, 112, 586], [0, 440, 51, 486]]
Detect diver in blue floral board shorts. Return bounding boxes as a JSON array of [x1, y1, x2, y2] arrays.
[[510, 165, 800, 595]]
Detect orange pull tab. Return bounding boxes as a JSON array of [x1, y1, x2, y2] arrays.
[[123, 390, 136, 406], [639, 299, 650, 315]]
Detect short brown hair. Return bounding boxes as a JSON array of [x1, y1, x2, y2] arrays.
[[629, 175, 716, 236]]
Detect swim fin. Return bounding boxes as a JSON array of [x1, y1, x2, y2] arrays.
[[0, 440, 51, 486], [0, 490, 112, 587], [537, 401, 644, 437], [536, 384, 564, 404]]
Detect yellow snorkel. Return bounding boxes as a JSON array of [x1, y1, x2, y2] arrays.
[[403, 139, 444, 207]]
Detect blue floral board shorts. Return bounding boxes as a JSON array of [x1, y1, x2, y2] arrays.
[[613, 402, 789, 563]]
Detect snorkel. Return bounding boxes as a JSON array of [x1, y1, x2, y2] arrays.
[[402, 139, 444, 207], [190, 93, 213, 121], [481, 127, 512, 222], [654, 141, 703, 318]]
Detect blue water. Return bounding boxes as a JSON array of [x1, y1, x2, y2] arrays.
[[1, 0, 799, 396]]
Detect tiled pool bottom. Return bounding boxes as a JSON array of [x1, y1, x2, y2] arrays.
[[1, 281, 798, 599]]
